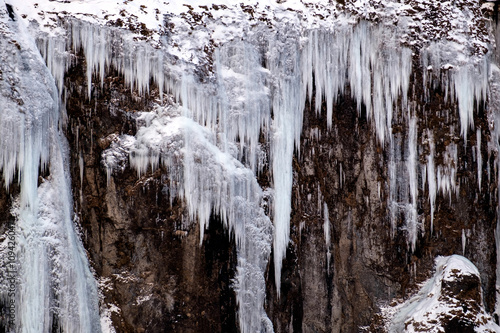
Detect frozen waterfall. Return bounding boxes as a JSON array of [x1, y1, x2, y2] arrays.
[[0, 2, 101, 332]]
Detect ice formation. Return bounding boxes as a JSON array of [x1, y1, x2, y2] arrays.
[[5, 0, 500, 331], [104, 107, 274, 333], [323, 203, 331, 272], [0, 2, 101, 332], [426, 132, 437, 233]]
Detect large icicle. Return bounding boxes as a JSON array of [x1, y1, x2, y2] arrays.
[[407, 117, 418, 251], [267, 28, 305, 294], [426, 132, 437, 234]]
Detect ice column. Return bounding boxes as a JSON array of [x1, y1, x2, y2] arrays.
[[407, 117, 418, 251]]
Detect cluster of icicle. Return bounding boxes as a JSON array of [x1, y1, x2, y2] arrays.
[[33, 6, 493, 333], [0, 3, 101, 333], [104, 108, 274, 333]]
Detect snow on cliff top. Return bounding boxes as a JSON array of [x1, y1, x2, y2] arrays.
[[10, 0, 491, 53]]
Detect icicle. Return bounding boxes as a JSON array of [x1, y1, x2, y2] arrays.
[[421, 44, 489, 140], [79, 151, 84, 187], [267, 29, 305, 295], [437, 142, 459, 199], [462, 229, 467, 255], [407, 117, 418, 252], [388, 134, 400, 239], [427, 132, 436, 234], [323, 203, 331, 273], [477, 128, 482, 192]]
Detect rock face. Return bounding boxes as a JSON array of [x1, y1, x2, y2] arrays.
[[4, 0, 500, 332]]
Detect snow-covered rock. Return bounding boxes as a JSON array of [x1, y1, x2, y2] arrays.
[[387, 255, 500, 333]]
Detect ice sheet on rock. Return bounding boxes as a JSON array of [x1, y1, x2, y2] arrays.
[[15, 133, 101, 333], [388, 131, 420, 247]]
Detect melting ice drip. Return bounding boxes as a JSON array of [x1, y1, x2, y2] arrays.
[[0, 3, 101, 333]]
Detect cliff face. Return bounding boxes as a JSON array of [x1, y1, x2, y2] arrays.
[[3, 0, 500, 332]]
